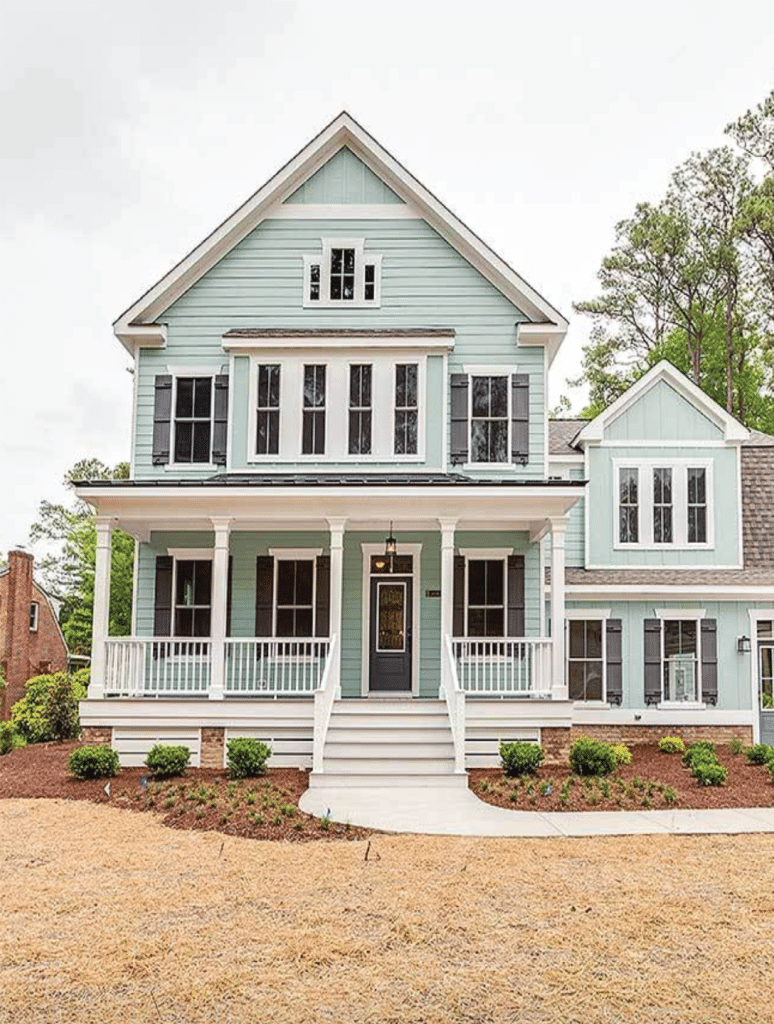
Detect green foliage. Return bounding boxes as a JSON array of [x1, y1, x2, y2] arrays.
[[11, 672, 86, 744], [658, 736, 686, 754], [0, 722, 24, 755], [662, 786, 678, 805], [144, 744, 191, 779], [744, 743, 774, 765], [68, 745, 120, 780], [692, 760, 728, 787], [729, 737, 744, 755], [568, 736, 616, 777], [611, 743, 632, 766], [767, 760, 774, 785], [499, 740, 544, 777], [226, 738, 271, 779], [681, 741, 716, 768]]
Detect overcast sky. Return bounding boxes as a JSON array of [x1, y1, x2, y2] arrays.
[[1, 0, 773, 559]]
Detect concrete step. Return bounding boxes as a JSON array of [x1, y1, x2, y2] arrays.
[[308, 771, 469, 790], [324, 741, 456, 760], [326, 726, 452, 745], [322, 757, 456, 774]]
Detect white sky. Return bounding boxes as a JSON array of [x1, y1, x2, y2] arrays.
[[1, 0, 773, 559]]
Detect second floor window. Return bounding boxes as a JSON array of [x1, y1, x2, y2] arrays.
[[653, 468, 673, 543], [471, 376, 508, 463], [394, 364, 418, 455], [29, 601, 39, 632], [330, 248, 355, 300], [617, 461, 712, 548], [688, 468, 707, 543], [256, 364, 280, 455], [619, 467, 639, 544], [348, 364, 372, 455], [174, 377, 212, 464], [302, 365, 326, 455]]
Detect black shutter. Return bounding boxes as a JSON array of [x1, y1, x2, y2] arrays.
[[511, 373, 529, 465], [154, 555, 173, 636], [452, 555, 466, 636], [506, 555, 525, 637], [644, 619, 662, 705], [315, 555, 331, 637], [450, 374, 469, 464], [255, 557, 274, 637], [606, 619, 623, 705], [212, 374, 229, 466], [226, 555, 233, 637], [701, 619, 718, 706], [152, 375, 173, 465]]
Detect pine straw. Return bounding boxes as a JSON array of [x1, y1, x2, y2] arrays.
[[2, 800, 772, 1024]]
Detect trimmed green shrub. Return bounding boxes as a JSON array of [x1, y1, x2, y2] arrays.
[[499, 740, 544, 777], [767, 760, 774, 784], [11, 672, 86, 744], [68, 745, 120, 780], [569, 736, 616, 777], [226, 738, 271, 779], [745, 743, 774, 765], [0, 722, 24, 755], [681, 741, 716, 768], [611, 743, 632, 766], [144, 744, 191, 778], [658, 736, 686, 754], [692, 759, 728, 786], [71, 667, 91, 690]]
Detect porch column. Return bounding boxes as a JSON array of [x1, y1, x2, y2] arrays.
[[327, 518, 346, 693], [89, 517, 114, 699], [439, 517, 457, 648], [209, 517, 232, 700], [550, 518, 567, 700]]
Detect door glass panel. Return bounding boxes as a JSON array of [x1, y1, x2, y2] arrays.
[[758, 620, 774, 639], [370, 554, 413, 575], [760, 645, 774, 709], [377, 584, 405, 651]]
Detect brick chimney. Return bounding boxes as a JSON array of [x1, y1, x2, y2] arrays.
[[1, 549, 35, 717]]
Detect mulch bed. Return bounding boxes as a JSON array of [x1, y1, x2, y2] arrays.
[[470, 741, 774, 811], [0, 740, 371, 842]]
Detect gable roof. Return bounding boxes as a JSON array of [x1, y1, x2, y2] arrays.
[[574, 360, 750, 446], [113, 111, 568, 359], [548, 418, 587, 455]]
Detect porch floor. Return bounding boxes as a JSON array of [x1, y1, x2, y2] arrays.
[[298, 786, 774, 837]]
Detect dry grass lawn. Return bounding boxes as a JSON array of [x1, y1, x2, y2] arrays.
[[2, 800, 773, 1024]]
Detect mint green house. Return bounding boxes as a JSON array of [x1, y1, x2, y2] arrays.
[[77, 114, 774, 780]]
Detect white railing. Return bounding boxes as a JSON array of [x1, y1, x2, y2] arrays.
[[442, 636, 467, 773], [452, 637, 552, 697], [105, 638, 212, 697], [312, 634, 340, 773], [224, 638, 332, 696]]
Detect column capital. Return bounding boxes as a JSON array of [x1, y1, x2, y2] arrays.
[[548, 516, 568, 535], [326, 517, 347, 547], [94, 517, 116, 545], [210, 516, 233, 534], [437, 517, 458, 533]]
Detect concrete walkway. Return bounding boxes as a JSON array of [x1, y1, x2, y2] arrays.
[[299, 783, 774, 837]]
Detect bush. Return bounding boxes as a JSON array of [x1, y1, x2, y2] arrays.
[[681, 741, 716, 768], [658, 736, 686, 754], [144, 744, 191, 778], [499, 740, 544, 777], [692, 759, 728, 787], [11, 672, 86, 744], [226, 738, 271, 779], [611, 743, 632, 766], [569, 736, 616, 777], [767, 760, 774, 785], [745, 743, 774, 765], [71, 667, 91, 690], [0, 722, 24, 755], [68, 745, 120, 780], [729, 737, 744, 755]]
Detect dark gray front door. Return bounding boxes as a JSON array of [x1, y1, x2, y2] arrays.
[[760, 643, 774, 745], [369, 576, 412, 692]]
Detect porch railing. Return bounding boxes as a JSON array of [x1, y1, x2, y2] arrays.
[[312, 634, 340, 773], [452, 637, 552, 697], [442, 636, 466, 773], [224, 638, 331, 696], [105, 638, 212, 697]]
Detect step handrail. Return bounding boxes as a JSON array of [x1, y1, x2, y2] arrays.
[[442, 635, 466, 773], [312, 634, 339, 774]]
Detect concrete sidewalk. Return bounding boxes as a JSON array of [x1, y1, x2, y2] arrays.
[[299, 783, 774, 837]]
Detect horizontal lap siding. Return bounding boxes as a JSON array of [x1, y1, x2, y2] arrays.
[[134, 217, 544, 479], [454, 530, 541, 636]]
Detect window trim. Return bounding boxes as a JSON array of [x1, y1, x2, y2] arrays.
[[613, 458, 714, 550], [171, 554, 213, 644], [654, 611, 706, 708], [29, 601, 39, 632], [348, 362, 373, 456], [460, 552, 514, 639], [255, 363, 281, 456], [303, 239, 382, 308], [392, 362, 420, 458], [301, 363, 328, 456], [566, 616, 608, 704], [272, 556, 318, 640], [168, 374, 216, 470], [460, 365, 519, 471]]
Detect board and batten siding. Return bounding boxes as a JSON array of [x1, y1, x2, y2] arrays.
[[132, 216, 543, 479], [605, 380, 724, 443], [284, 146, 404, 204]]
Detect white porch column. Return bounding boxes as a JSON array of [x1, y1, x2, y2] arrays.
[[327, 518, 346, 693], [89, 517, 114, 699], [439, 517, 457, 656], [550, 518, 568, 700], [208, 517, 232, 700]]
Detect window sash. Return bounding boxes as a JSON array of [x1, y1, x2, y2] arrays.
[[687, 468, 707, 543], [173, 560, 212, 637], [173, 377, 212, 464], [619, 467, 639, 544], [394, 363, 418, 455], [567, 619, 605, 701], [330, 247, 356, 301], [466, 559, 505, 637], [653, 467, 673, 544], [661, 619, 699, 702], [275, 559, 315, 638], [348, 364, 372, 455], [256, 364, 280, 456], [470, 376, 509, 463], [302, 365, 326, 455]]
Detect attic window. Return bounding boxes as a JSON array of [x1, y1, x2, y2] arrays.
[[303, 239, 381, 308], [29, 601, 39, 632]]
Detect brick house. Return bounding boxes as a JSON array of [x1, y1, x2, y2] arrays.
[[0, 549, 69, 717]]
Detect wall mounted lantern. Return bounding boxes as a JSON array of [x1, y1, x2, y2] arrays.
[[737, 635, 751, 654]]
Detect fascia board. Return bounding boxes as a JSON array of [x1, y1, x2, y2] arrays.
[[222, 336, 455, 352]]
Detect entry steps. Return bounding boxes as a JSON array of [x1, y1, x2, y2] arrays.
[[308, 697, 467, 789]]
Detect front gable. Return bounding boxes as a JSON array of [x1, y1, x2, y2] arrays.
[[284, 147, 404, 205], [605, 380, 724, 443]]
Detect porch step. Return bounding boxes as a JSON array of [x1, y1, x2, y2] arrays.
[[308, 771, 469, 789], [325, 714, 451, 731], [333, 699, 447, 714], [326, 726, 451, 745], [324, 743, 455, 761]]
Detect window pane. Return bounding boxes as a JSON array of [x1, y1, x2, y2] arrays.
[[378, 585, 405, 650], [484, 608, 504, 636], [331, 249, 342, 274], [568, 661, 586, 701], [175, 421, 193, 463], [310, 264, 320, 301], [175, 608, 193, 636], [471, 377, 490, 417], [192, 421, 211, 463], [193, 378, 211, 418], [568, 621, 585, 659], [194, 561, 212, 605], [330, 275, 342, 300], [583, 663, 603, 701], [344, 248, 355, 273], [758, 621, 774, 639], [176, 378, 193, 418], [490, 376, 508, 417], [485, 560, 503, 605], [468, 561, 486, 605], [276, 562, 295, 605], [467, 609, 485, 636], [176, 562, 195, 605], [490, 420, 508, 462], [193, 608, 211, 637], [471, 420, 488, 462], [295, 608, 313, 637], [276, 608, 294, 637], [586, 619, 602, 658], [295, 560, 313, 605]]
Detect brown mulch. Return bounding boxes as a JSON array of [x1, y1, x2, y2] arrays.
[[470, 741, 774, 812], [0, 740, 371, 842]]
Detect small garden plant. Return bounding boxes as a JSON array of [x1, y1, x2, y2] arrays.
[[226, 737, 271, 779], [499, 740, 544, 777], [729, 737, 744, 755], [681, 741, 716, 768], [144, 744, 191, 778], [611, 743, 632, 766], [68, 744, 120, 780], [658, 736, 686, 754], [0, 722, 24, 756], [745, 743, 774, 765], [568, 735, 616, 776]]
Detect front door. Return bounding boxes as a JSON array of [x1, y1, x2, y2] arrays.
[[759, 642, 774, 745], [369, 576, 413, 692]]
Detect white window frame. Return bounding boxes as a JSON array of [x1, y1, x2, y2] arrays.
[[392, 361, 420, 458], [459, 550, 513, 639], [613, 459, 714, 550], [303, 238, 382, 308], [170, 553, 214, 650], [255, 362, 282, 456], [461, 365, 518, 471], [169, 374, 216, 470], [269, 550, 321, 642], [565, 608, 612, 706], [654, 610, 705, 709], [29, 601, 39, 632], [348, 362, 373, 456]]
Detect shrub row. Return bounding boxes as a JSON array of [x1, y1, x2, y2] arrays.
[[569, 736, 632, 776], [679, 741, 728, 786], [66, 737, 272, 781]]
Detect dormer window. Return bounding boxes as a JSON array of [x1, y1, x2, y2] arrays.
[[303, 238, 382, 308], [615, 460, 713, 549]]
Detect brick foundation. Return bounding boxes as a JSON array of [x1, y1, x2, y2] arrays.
[[541, 727, 572, 764], [81, 726, 112, 746], [569, 724, 754, 747], [201, 727, 225, 768]]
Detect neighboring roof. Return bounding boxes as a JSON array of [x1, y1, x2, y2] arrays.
[[548, 419, 587, 455], [75, 473, 586, 489], [744, 429, 774, 446], [114, 111, 567, 357], [0, 567, 68, 651], [574, 361, 750, 446]]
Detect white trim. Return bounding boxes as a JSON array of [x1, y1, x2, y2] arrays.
[[302, 238, 381, 309], [575, 361, 749, 445], [542, 346, 549, 480], [571, 706, 752, 727], [565, 608, 612, 619], [165, 463, 218, 472], [226, 351, 235, 473], [548, 456, 584, 468], [269, 203, 421, 219], [597, 439, 735, 448], [129, 359, 138, 478], [749, 609, 774, 743], [166, 362, 225, 375], [360, 542, 422, 696], [655, 608, 707, 619], [569, 585, 774, 600], [584, 563, 743, 571], [167, 548, 213, 561], [458, 547, 513, 559], [223, 336, 454, 352], [29, 601, 39, 632], [658, 701, 706, 710], [268, 547, 323, 559], [169, 374, 215, 472], [113, 113, 566, 356], [131, 538, 140, 635]]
